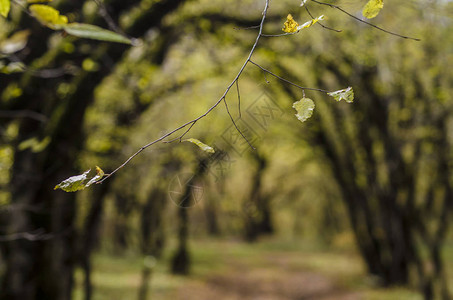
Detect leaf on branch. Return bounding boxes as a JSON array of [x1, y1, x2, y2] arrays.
[[185, 138, 215, 154], [0, 30, 30, 54], [29, 4, 68, 28], [62, 23, 132, 44], [327, 87, 354, 103], [282, 14, 325, 33], [297, 15, 325, 30], [0, 0, 10, 18], [282, 14, 299, 33], [293, 97, 315, 123], [54, 166, 104, 192], [362, 0, 384, 19], [54, 169, 91, 192], [85, 166, 105, 187]]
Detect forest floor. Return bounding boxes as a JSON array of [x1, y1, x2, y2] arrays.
[[74, 237, 424, 300]]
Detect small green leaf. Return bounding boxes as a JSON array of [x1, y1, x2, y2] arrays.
[[0, 0, 10, 18], [327, 87, 354, 103], [0, 30, 31, 54], [62, 23, 131, 44], [54, 169, 91, 192], [185, 138, 215, 154], [293, 97, 315, 123], [362, 0, 384, 19], [54, 166, 104, 192], [29, 4, 68, 28]]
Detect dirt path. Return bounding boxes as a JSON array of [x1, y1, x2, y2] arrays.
[[174, 253, 361, 300]]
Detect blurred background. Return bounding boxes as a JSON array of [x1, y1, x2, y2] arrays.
[[0, 0, 452, 299]]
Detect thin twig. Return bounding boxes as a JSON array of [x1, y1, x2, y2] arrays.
[[236, 80, 241, 118], [164, 121, 197, 143], [262, 69, 270, 83], [311, 0, 420, 41], [261, 32, 296, 37], [11, 0, 33, 17], [305, 4, 341, 32], [223, 97, 255, 150], [93, 0, 123, 34], [97, 0, 271, 183], [93, 0, 138, 45], [234, 25, 261, 30], [249, 60, 330, 93]]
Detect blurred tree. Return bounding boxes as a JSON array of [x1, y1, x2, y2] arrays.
[[0, 0, 191, 298], [270, 1, 452, 297]]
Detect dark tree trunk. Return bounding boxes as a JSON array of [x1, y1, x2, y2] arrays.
[[1, 0, 192, 298], [170, 158, 209, 275], [244, 152, 273, 242]]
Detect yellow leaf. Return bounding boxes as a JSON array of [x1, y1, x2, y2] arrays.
[[95, 166, 104, 177], [282, 14, 299, 33], [362, 0, 384, 19], [29, 4, 68, 28], [0, 0, 10, 18]]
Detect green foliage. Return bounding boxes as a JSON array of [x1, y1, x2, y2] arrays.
[[292, 97, 315, 123], [362, 0, 384, 19], [28, 4, 131, 44], [0, 0, 10, 18], [54, 166, 104, 192], [327, 87, 354, 103], [62, 23, 132, 44], [185, 138, 215, 154]]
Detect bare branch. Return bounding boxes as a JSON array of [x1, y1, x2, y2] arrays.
[[249, 60, 330, 93], [97, 0, 272, 183], [305, 4, 342, 33], [234, 25, 261, 30], [311, 0, 420, 41], [223, 96, 255, 150], [236, 80, 241, 118]]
